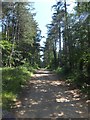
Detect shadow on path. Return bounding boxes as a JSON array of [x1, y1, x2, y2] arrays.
[[9, 70, 88, 118]]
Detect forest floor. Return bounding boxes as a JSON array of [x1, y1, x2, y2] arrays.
[[10, 69, 89, 118]]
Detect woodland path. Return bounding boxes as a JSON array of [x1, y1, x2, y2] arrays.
[[11, 69, 89, 118]]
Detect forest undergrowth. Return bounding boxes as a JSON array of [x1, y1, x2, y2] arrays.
[[2, 63, 38, 110], [55, 66, 90, 100]]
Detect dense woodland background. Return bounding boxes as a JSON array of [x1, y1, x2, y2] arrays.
[[43, 2, 90, 91], [0, 1, 90, 111]]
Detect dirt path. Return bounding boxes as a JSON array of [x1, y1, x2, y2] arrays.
[[11, 69, 88, 118]]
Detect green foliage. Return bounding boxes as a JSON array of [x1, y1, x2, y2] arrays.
[[55, 67, 65, 79], [0, 40, 12, 66], [44, 1, 90, 96], [1, 2, 41, 111], [79, 53, 90, 73], [0, 40, 12, 51], [77, 53, 90, 84], [2, 92, 17, 110], [2, 2, 41, 67], [55, 67, 62, 74], [1, 2, 41, 112], [2, 67, 32, 93], [2, 66, 33, 109], [21, 62, 39, 72]]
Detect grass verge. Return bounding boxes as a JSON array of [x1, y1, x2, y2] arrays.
[[2, 66, 33, 110]]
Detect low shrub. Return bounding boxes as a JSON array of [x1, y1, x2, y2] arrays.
[[2, 66, 33, 110]]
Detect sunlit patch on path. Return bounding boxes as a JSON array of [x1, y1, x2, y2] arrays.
[[11, 69, 88, 118]]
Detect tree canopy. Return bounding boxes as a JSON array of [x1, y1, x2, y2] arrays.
[[43, 1, 90, 88], [1, 2, 41, 67]]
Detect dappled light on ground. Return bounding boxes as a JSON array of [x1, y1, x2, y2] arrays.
[[10, 70, 88, 118], [56, 97, 70, 103]]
